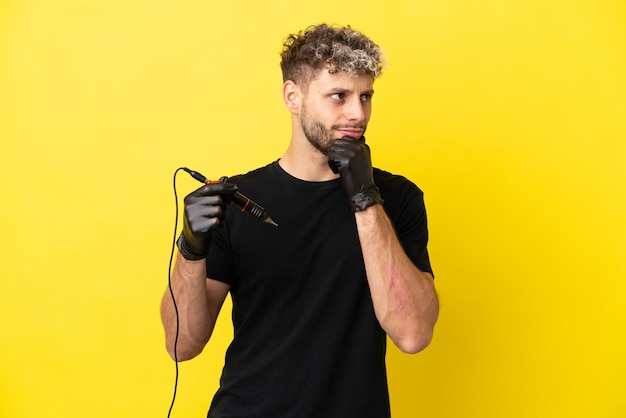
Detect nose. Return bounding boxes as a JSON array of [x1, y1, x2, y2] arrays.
[[345, 97, 366, 123]]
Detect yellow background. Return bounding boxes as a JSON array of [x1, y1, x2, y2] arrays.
[[1, 0, 625, 417]]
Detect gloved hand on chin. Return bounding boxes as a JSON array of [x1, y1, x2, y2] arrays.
[[328, 136, 383, 213]]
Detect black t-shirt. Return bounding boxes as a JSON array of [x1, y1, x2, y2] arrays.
[[205, 161, 432, 418]]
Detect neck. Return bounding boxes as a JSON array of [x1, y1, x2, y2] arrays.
[[279, 135, 338, 182]]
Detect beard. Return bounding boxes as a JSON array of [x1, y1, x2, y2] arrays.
[[300, 103, 368, 155], [300, 103, 334, 156]]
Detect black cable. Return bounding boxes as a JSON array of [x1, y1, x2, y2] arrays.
[[167, 167, 184, 417], [166, 166, 276, 417]]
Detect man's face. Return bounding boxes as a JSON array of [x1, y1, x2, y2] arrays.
[[299, 69, 374, 155]]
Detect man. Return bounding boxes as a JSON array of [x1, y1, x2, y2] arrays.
[[161, 23, 439, 417]]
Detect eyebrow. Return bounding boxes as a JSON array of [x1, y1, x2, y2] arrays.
[[326, 87, 375, 95]]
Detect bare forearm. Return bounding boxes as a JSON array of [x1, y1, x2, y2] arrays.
[[160, 253, 215, 361], [356, 205, 439, 353]]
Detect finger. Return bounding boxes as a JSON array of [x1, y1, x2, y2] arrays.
[[189, 216, 223, 234], [185, 192, 223, 208], [332, 141, 364, 158], [186, 183, 237, 201], [217, 178, 238, 196], [186, 202, 226, 225], [330, 139, 355, 153]]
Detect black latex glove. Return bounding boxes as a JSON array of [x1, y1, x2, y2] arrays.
[[177, 179, 237, 260], [328, 136, 383, 212]]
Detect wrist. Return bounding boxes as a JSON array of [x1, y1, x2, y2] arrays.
[[350, 187, 384, 212], [176, 233, 206, 260]]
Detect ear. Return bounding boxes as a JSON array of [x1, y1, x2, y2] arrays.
[[282, 80, 300, 114]]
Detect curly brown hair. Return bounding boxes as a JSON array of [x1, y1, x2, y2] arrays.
[[280, 24, 386, 87]]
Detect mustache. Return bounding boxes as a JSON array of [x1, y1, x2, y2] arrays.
[[332, 124, 366, 130]]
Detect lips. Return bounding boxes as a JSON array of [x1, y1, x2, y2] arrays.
[[336, 129, 363, 140]]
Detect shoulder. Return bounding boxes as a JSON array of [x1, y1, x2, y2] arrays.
[[373, 168, 424, 198], [226, 161, 279, 188], [373, 167, 427, 226]]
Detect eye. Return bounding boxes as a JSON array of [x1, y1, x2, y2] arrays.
[[331, 92, 345, 100], [360, 94, 372, 102]]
